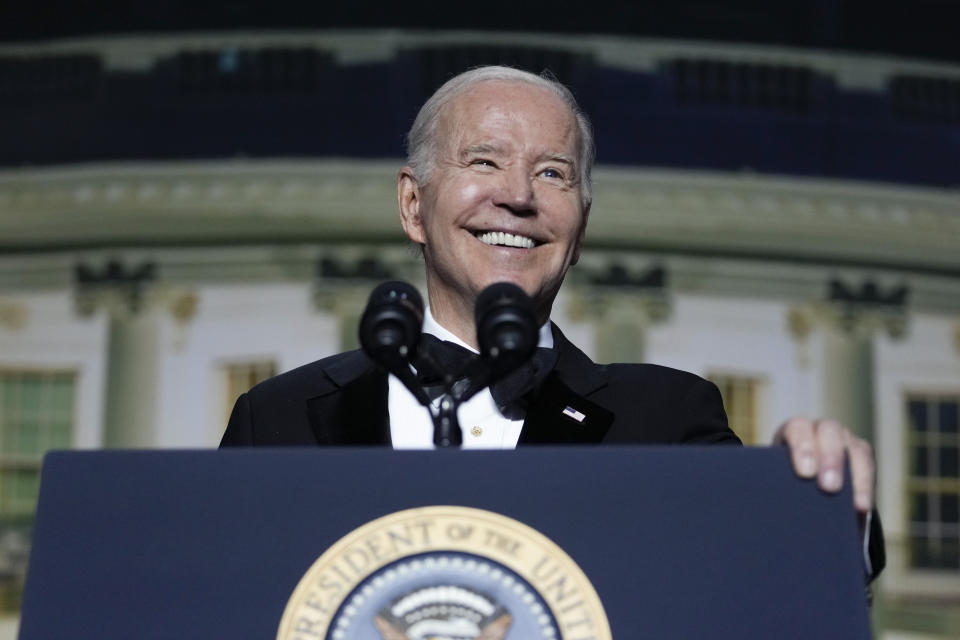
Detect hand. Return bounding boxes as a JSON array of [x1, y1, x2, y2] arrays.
[[773, 418, 875, 514]]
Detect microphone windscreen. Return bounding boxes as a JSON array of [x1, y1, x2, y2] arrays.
[[474, 282, 538, 377], [359, 281, 424, 362]]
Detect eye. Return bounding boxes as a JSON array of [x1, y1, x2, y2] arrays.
[[470, 158, 497, 168], [539, 167, 566, 180]]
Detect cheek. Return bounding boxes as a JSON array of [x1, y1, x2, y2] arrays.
[[557, 205, 587, 244], [430, 182, 487, 231], [429, 180, 483, 220], [455, 182, 483, 204]]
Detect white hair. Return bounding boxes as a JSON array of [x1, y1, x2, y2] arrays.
[[405, 65, 595, 207]]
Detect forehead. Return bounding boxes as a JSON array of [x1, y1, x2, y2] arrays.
[[437, 80, 579, 154]]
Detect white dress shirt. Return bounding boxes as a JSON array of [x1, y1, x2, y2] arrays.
[[388, 307, 553, 449]]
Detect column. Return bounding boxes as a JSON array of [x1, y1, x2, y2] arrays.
[[313, 253, 404, 352], [822, 323, 877, 443], [75, 260, 161, 448], [567, 263, 670, 364], [789, 279, 908, 445]]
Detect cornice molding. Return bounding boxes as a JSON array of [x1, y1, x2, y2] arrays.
[[0, 160, 404, 248], [2, 160, 957, 275], [589, 168, 960, 274], [1, 30, 958, 88]]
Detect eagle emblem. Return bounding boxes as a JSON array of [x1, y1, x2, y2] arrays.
[[373, 584, 512, 640]]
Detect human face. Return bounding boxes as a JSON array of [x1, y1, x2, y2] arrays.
[[398, 81, 589, 336]]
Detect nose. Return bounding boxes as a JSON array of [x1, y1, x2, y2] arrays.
[[495, 166, 535, 215]]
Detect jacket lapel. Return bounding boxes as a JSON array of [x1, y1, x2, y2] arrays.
[[305, 325, 613, 447], [518, 325, 614, 445], [305, 351, 391, 446]]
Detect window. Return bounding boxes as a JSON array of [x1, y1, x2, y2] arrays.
[[709, 374, 762, 445], [0, 371, 75, 516], [223, 360, 276, 423], [0, 370, 75, 613], [906, 394, 960, 570]]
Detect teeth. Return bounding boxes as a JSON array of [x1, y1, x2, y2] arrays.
[[476, 231, 536, 249]]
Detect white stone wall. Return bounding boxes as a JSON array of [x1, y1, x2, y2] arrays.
[[0, 291, 108, 450], [152, 283, 341, 448], [645, 294, 812, 443]]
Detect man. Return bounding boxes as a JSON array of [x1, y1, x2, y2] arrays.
[[221, 66, 880, 573]]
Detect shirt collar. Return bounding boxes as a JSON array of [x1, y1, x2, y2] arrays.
[[422, 306, 554, 354]]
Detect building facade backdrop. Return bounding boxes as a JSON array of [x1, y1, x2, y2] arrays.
[[1, 28, 959, 639]]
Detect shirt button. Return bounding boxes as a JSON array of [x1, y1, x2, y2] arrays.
[[470, 426, 482, 437]]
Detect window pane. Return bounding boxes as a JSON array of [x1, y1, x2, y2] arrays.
[[0, 427, 13, 455], [938, 537, 960, 569], [0, 370, 76, 516], [941, 495, 959, 524], [11, 469, 39, 506], [0, 469, 12, 511], [15, 425, 39, 455], [909, 399, 929, 432], [1, 380, 15, 406], [941, 446, 960, 478], [707, 374, 761, 445], [911, 536, 935, 568], [912, 536, 960, 570], [48, 420, 71, 449], [0, 469, 40, 514], [906, 393, 960, 571], [20, 382, 41, 413], [51, 377, 70, 404], [942, 401, 959, 434], [223, 361, 276, 428], [913, 445, 929, 477], [912, 492, 930, 523]]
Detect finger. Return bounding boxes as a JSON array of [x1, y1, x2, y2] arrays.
[[775, 418, 817, 478], [814, 419, 846, 493], [844, 432, 875, 513]]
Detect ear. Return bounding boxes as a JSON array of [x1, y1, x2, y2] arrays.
[[570, 202, 590, 266], [397, 167, 426, 244]]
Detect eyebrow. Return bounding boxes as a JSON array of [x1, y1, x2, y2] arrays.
[[542, 153, 576, 168], [460, 145, 577, 170], [460, 143, 504, 158]]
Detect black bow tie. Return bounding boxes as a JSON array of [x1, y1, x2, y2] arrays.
[[413, 334, 476, 386], [414, 333, 558, 415]]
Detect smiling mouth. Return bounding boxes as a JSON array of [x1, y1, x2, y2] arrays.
[[474, 231, 538, 249]]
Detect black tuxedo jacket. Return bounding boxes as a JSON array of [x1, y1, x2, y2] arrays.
[[220, 324, 884, 579], [221, 325, 741, 447]]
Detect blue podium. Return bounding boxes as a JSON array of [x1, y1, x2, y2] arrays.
[[20, 446, 871, 639]]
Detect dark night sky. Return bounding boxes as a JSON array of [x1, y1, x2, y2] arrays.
[[2, 1, 960, 64]]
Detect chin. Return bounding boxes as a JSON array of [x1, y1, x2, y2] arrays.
[[476, 275, 533, 295]]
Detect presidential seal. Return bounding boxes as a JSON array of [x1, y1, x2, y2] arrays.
[[277, 506, 611, 640]]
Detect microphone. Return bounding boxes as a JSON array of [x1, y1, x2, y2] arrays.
[[452, 281, 538, 404], [474, 282, 539, 382], [429, 282, 537, 447], [359, 281, 429, 405]]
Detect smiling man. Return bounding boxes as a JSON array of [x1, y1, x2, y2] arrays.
[[397, 75, 588, 339], [221, 66, 882, 577]]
